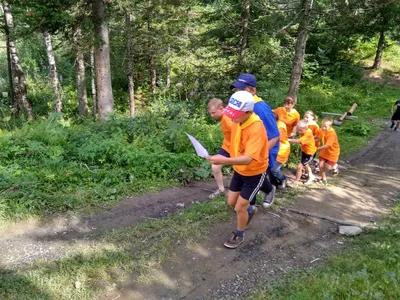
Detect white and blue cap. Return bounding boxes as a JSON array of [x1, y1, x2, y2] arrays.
[[222, 91, 254, 119]]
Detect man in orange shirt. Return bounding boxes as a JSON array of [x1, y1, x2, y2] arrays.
[[273, 96, 300, 137], [206, 91, 273, 249], [207, 98, 233, 199], [288, 120, 317, 186], [315, 118, 340, 184]]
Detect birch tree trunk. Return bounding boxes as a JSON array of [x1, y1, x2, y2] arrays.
[[166, 44, 171, 89], [2, 4, 14, 106], [287, 0, 313, 102], [371, 29, 385, 70], [125, 12, 135, 117], [93, 0, 114, 120], [90, 47, 97, 118], [44, 31, 62, 113], [2, 3, 34, 120], [73, 26, 89, 117], [238, 0, 250, 73]]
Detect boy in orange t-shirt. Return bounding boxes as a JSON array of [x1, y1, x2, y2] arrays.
[[206, 91, 273, 249], [207, 98, 233, 199], [315, 118, 340, 184], [273, 96, 300, 137], [288, 120, 317, 186]]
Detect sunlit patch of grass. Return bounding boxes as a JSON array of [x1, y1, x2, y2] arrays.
[[249, 196, 400, 300]]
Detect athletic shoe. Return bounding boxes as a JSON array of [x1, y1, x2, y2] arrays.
[[209, 189, 224, 199], [332, 168, 339, 177], [247, 206, 258, 225], [263, 185, 276, 208], [224, 232, 245, 249], [277, 179, 287, 190], [286, 181, 299, 188]]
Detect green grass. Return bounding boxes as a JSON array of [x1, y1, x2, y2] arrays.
[[0, 196, 231, 299], [249, 197, 400, 300]]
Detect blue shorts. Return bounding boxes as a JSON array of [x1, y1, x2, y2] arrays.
[[229, 171, 271, 202], [217, 148, 230, 157]]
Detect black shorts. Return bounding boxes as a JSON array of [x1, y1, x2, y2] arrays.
[[301, 152, 315, 166], [217, 148, 230, 157], [391, 110, 400, 121], [229, 171, 271, 202]]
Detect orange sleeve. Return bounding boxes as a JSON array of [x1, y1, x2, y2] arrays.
[[277, 121, 290, 164], [220, 115, 233, 152]]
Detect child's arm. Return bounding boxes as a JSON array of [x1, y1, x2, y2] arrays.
[[288, 138, 300, 144], [206, 155, 252, 166], [317, 144, 329, 151]]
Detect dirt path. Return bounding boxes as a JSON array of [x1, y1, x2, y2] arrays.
[[1, 129, 399, 299]]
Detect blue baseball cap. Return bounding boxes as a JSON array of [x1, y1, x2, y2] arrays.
[[230, 73, 257, 89]]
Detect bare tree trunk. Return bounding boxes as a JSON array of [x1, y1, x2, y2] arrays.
[[92, 0, 114, 120], [166, 44, 171, 89], [371, 29, 385, 70], [238, 0, 250, 73], [149, 56, 157, 94], [90, 47, 97, 118], [125, 12, 135, 117], [44, 31, 62, 113], [287, 0, 313, 102], [72, 25, 89, 117], [1, 4, 14, 106], [2, 3, 34, 120], [76, 52, 89, 116]]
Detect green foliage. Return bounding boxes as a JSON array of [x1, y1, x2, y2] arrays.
[[341, 122, 371, 137]]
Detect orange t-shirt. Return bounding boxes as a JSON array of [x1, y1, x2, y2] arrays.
[[229, 117, 269, 176], [220, 114, 233, 152], [299, 128, 317, 155], [273, 107, 300, 136], [307, 122, 320, 148], [277, 120, 290, 164], [316, 128, 340, 163]]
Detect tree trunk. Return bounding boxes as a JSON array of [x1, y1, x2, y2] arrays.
[[92, 0, 114, 120], [76, 51, 89, 116], [1, 4, 14, 106], [371, 29, 385, 70], [2, 3, 34, 120], [72, 25, 89, 117], [287, 0, 313, 102], [44, 31, 62, 113], [125, 12, 135, 117], [166, 44, 171, 89], [90, 47, 97, 118], [238, 0, 250, 73]]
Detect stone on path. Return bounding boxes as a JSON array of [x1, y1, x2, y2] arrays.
[[339, 226, 362, 236]]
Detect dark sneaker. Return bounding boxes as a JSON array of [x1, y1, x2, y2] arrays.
[[263, 185, 276, 208], [209, 189, 224, 199], [224, 232, 245, 249], [247, 205, 258, 225], [277, 179, 287, 190]]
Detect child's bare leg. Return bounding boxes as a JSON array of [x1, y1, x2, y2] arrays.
[[295, 163, 303, 182], [235, 197, 250, 231], [212, 164, 225, 192], [319, 160, 327, 181], [305, 164, 315, 183]]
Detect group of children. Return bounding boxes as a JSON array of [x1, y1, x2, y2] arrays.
[[205, 73, 340, 249]]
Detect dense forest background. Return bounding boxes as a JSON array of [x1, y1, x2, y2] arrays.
[[1, 0, 399, 120], [0, 0, 400, 219]]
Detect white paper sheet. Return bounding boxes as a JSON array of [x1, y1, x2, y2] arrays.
[[186, 133, 209, 157]]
